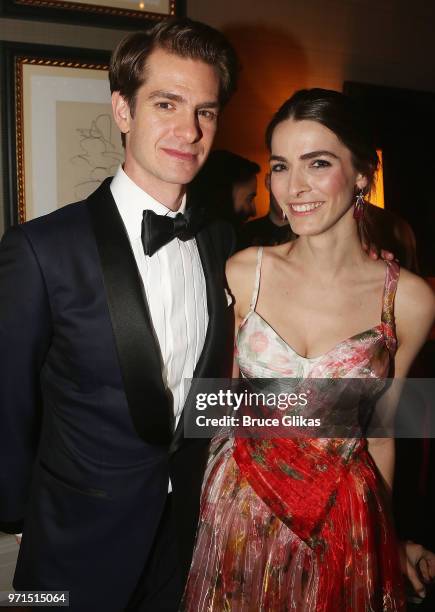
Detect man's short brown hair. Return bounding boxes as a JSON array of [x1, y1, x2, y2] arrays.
[[109, 17, 238, 116]]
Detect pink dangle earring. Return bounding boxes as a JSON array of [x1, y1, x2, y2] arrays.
[[353, 189, 365, 221], [282, 208, 287, 221]]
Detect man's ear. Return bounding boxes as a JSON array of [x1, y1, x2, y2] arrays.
[[112, 91, 131, 135]]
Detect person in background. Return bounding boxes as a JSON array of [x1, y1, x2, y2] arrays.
[[239, 173, 296, 248], [189, 149, 260, 243]]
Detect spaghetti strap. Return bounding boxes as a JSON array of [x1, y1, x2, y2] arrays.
[[249, 247, 263, 312], [240, 248, 263, 328], [381, 259, 400, 355]]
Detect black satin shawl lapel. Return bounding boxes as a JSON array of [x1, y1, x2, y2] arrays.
[[170, 224, 226, 453], [192, 226, 222, 377], [87, 179, 173, 445]]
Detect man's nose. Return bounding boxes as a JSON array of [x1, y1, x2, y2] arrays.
[[174, 112, 202, 143]]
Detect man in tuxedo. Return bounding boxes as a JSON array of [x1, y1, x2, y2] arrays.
[[0, 18, 237, 611]]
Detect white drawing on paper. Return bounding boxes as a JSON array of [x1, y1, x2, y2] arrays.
[[70, 113, 124, 200]]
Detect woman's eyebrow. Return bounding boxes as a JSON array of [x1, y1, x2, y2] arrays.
[[300, 150, 339, 160], [270, 150, 339, 162]]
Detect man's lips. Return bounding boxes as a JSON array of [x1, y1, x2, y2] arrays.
[[161, 148, 197, 161]]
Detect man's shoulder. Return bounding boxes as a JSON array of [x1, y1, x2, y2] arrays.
[[21, 179, 113, 240], [20, 200, 89, 239], [0, 199, 96, 268]]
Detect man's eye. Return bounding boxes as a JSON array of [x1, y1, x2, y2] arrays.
[[198, 109, 217, 121], [311, 159, 331, 168], [156, 102, 173, 110], [271, 163, 286, 173]]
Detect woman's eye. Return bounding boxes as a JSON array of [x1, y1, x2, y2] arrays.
[[271, 163, 286, 173], [311, 159, 331, 168]]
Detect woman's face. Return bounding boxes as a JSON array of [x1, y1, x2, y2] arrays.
[[270, 118, 367, 236]]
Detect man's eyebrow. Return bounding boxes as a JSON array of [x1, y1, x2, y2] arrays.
[[198, 101, 220, 109], [148, 90, 219, 108], [148, 90, 184, 102]]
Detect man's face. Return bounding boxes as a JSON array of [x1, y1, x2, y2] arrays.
[[232, 175, 257, 221], [112, 47, 220, 203]]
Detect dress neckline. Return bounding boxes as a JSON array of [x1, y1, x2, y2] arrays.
[[237, 247, 399, 362], [243, 311, 384, 362]]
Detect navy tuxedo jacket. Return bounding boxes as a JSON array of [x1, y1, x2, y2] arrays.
[[0, 179, 235, 610]]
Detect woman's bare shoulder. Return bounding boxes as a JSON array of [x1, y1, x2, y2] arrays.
[[395, 267, 435, 340], [396, 267, 435, 316], [226, 246, 260, 282], [225, 247, 260, 317]]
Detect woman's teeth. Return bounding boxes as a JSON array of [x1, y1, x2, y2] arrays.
[[290, 202, 323, 212]]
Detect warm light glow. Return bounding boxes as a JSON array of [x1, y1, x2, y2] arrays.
[[139, 2, 145, 9], [369, 149, 384, 208]]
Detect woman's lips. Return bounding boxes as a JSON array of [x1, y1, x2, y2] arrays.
[[161, 148, 197, 161], [288, 201, 324, 216]]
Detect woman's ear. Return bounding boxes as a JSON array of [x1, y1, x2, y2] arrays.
[[356, 174, 369, 193]]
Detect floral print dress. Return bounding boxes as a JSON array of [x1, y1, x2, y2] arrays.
[[184, 247, 405, 611]]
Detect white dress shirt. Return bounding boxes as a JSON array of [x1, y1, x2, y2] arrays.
[[110, 166, 208, 436]]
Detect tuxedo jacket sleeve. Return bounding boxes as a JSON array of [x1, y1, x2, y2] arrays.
[[0, 226, 52, 531]]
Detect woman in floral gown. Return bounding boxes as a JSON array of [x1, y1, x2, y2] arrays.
[[183, 89, 435, 611]]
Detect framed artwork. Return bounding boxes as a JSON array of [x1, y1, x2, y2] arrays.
[[0, 0, 182, 29], [2, 42, 124, 225]]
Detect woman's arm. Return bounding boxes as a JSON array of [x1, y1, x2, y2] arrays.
[[368, 271, 434, 487], [370, 269, 434, 595], [367, 437, 395, 493], [394, 270, 434, 377]]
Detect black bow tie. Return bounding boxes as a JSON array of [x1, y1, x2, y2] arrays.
[[141, 207, 205, 257]]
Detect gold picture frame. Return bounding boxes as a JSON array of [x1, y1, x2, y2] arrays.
[[1, 0, 179, 28], [3, 43, 124, 224]]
